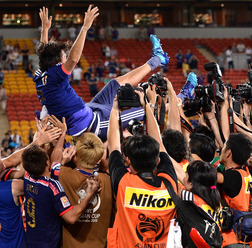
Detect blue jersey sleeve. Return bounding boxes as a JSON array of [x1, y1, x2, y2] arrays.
[[50, 163, 62, 180], [49, 179, 73, 216]]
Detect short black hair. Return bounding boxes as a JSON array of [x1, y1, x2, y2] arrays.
[[225, 133, 252, 165], [194, 125, 215, 142], [22, 144, 48, 177], [189, 133, 216, 162], [126, 134, 160, 173], [162, 129, 188, 163]]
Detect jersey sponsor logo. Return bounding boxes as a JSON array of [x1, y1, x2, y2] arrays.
[[124, 187, 175, 210], [135, 214, 165, 245], [245, 175, 252, 194], [60, 196, 71, 208]]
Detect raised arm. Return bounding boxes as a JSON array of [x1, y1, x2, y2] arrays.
[[220, 86, 230, 141], [0, 119, 61, 173], [204, 102, 224, 148], [108, 97, 121, 155], [49, 116, 67, 164], [136, 89, 186, 183], [39, 7, 52, 43], [233, 111, 252, 140], [177, 98, 191, 142], [165, 77, 181, 132], [63, 5, 99, 73]]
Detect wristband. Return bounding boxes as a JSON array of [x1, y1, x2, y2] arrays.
[[149, 103, 155, 108]]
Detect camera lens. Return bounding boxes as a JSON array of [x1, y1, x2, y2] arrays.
[[201, 96, 212, 112], [183, 98, 200, 112], [127, 119, 143, 135]]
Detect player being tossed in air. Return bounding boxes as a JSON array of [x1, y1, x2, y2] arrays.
[[35, 5, 169, 142]]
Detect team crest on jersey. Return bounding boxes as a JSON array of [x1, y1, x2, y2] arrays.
[[60, 196, 71, 208], [41, 72, 47, 85], [136, 214, 165, 242], [77, 188, 101, 213]]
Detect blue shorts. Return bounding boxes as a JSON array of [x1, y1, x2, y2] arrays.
[[86, 79, 144, 142], [66, 106, 93, 136]]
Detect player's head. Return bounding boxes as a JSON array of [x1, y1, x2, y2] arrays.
[[36, 40, 71, 72], [126, 134, 160, 173], [22, 144, 49, 177], [75, 132, 104, 169]]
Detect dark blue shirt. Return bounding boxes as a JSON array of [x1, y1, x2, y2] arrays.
[[34, 64, 85, 118], [175, 53, 184, 64], [108, 62, 117, 74], [24, 172, 73, 248], [0, 180, 24, 248], [185, 53, 193, 63]]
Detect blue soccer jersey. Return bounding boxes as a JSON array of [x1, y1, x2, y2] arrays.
[[24, 172, 73, 248], [34, 63, 85, 118], [0, 180, 25, 248]]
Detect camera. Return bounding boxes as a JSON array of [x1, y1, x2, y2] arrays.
[[204, 62, 223, 84], [195, 62, 225, 102], [236, 83, 252, 103], [127, 118, 143, 135], [183, 96, 212, 117], [222, 207, 234, 231], [140, 72, 167, 97], [224, 84, 243, 114], [226, 65, 252, 106], [117, 83, 142, 109]]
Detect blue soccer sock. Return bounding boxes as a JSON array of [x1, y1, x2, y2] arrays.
[[147, 56, 161, 71]]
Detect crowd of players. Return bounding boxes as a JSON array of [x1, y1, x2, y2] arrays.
[[0, 4, 252, 248]]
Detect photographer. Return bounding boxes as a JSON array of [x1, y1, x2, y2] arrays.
[[220, 85, 252, 141], [217, 133, 252, 248], [107, 89, 180, 247]]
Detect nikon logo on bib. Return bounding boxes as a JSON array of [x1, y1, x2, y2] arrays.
[[124, 187, 175, 210]]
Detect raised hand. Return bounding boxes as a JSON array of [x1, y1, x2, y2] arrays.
[[83, 5, 99, 30], [163, 77, 174, 93], [35, 118, 62, 145], [49, 115, 67, 134], [39, 6, 52, 30], [61, 146, 76, 165], [146, 84, 157, 105], [85, 178, 101, 196]]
